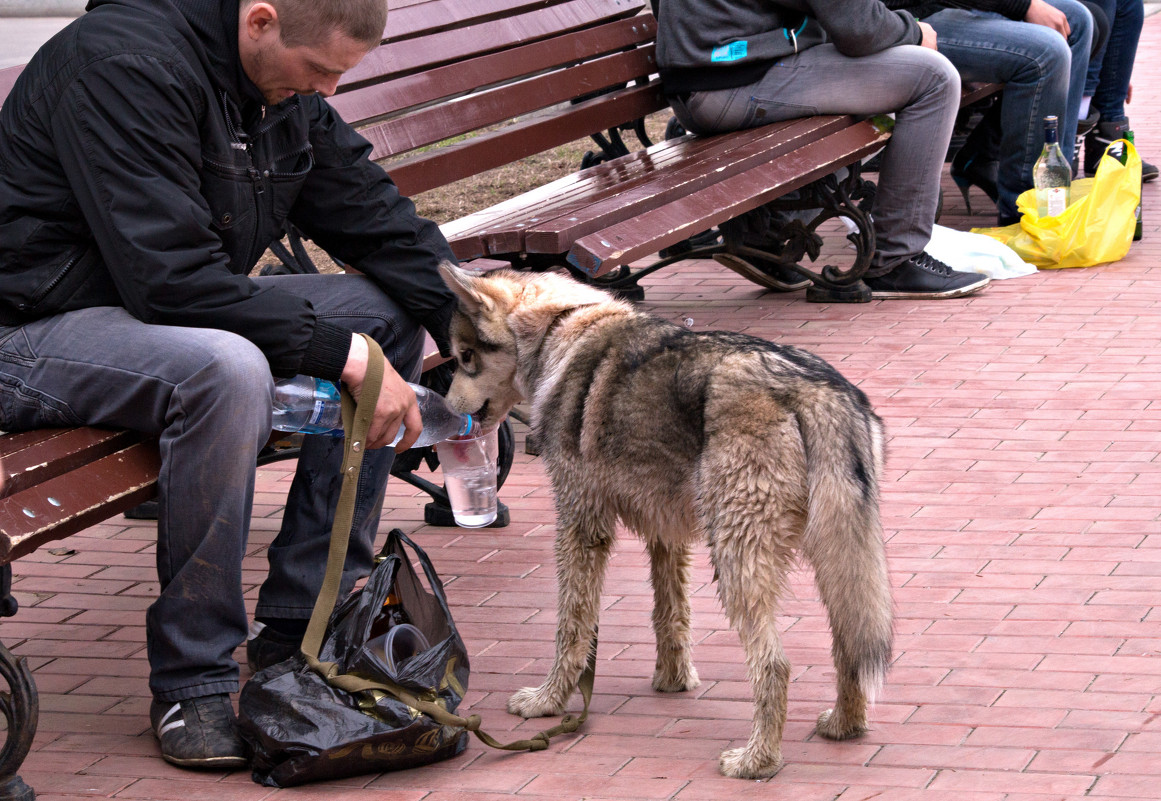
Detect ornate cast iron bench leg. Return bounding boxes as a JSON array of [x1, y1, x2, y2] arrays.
[[717, 164, 877, 303], [0, 565, 37, 801]]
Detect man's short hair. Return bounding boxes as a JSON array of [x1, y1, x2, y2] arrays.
[[255, 0, 388, 50]]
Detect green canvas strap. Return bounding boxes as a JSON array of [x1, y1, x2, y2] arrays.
[[297, 334, 593, 752]]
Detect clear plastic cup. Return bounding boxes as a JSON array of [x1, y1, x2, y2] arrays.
[[439, 428, 498, 527]]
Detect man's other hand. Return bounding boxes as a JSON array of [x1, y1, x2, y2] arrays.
[[340, 334, 423, 450]]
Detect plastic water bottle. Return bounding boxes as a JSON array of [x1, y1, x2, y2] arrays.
[[271, 375, 477, 446], [1033, 116, 1071, 217]]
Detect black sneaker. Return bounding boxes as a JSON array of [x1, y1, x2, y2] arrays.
[[150, 694, 247, 769], [246, 621, 303, 672], [1142, 158, 1159, 183], [865, 252, 990, 299]]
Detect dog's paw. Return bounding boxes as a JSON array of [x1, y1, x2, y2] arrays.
[[652, 660, 701, 693], [815, 707, 868, 740], [507, 686, 566, 719], [718, 746, 783, 779]]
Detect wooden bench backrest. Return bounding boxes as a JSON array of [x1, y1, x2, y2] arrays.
[[1, 1, 658, 199]]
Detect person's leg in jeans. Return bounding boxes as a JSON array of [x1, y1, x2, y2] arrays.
[[249, 273, 424, 661], [1084, 0, 1154, 179], [925, 1, 1092, 223], [669, 43, 985, 297], [0, 306, 273, 765]]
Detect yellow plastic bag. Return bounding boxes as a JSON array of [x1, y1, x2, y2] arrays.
[[972, 139, 1141, 269]]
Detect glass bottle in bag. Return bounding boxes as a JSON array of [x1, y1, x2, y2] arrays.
[[271, 375, 478, 445], [1033, 115, 1071, 217], [1124, 130, 1143, 241]]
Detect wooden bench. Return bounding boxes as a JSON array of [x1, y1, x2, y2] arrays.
[[0, 2, 1000, 796]]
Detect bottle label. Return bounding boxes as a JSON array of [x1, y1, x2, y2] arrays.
[[310, 399, 329, 425], [1044, 187, 1068, 217]]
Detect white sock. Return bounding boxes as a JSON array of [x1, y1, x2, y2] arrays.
[[1079, 96, 1092, 121]]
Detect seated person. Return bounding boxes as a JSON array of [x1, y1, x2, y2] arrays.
[[655, 0, 990, 299], [0, 0, 456, 769], [889, 0, 1094, 225], [1079, 0, 1157, 180]]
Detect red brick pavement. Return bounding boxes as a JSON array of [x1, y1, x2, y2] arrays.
[[8, 12, 1161, 801]]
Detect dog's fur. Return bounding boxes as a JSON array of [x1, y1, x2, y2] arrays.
[[438, 263, 893, 779]]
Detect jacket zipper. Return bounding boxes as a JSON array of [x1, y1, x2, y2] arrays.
[[20, 247, 86, 311]]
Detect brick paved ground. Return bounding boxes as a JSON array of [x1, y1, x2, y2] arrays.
[[8, 13, 1161, 801]]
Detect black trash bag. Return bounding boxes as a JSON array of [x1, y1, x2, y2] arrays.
[[238, 530, 470, 787]]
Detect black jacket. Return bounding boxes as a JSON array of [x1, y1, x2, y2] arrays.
[[0, 0, 457, 379], [656, 0, 923, 95]]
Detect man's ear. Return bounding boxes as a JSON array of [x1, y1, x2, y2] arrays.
[[439, 261, 489, 316], [241, 1, 279, 42]]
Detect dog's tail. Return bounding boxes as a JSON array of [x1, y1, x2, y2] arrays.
[[794, 394, 893, 704]]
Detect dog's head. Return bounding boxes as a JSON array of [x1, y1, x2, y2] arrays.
[[438, 261, 612, 430]]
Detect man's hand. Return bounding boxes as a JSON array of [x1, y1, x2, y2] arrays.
[[918, 21, 938, 50], [1025, 0, 1070, 38], [340, 334, 423, 450]]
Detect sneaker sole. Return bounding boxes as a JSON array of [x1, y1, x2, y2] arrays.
[[869, 276, 991, 300], [161, 752, 248, 769], [713, 253, 813, 292]]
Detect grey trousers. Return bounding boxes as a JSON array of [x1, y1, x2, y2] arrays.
[[668, 44, 961, 274], [0, 273, 423, 701]]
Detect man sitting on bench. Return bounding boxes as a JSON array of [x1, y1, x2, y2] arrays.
[[0, 0, 456, 769], [655, 0, 992, 299]]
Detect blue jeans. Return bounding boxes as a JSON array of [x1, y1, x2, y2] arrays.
[[0, 274, 423, 702], [668, 44, 961, 274], [924, 0, 1093, 221], [1083, 0, 1143, 122]]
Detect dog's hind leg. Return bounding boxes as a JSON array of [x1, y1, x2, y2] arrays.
[[708, 515, 799, 780], [508, 501, 615, 719], [646, 537, 700, 693]]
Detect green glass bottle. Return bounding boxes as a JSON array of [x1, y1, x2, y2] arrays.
[[1125, 130, 1143, 241]]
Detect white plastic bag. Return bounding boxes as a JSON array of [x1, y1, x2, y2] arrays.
[[924, 224, 1037, 279]]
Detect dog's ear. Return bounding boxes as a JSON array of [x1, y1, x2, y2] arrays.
[[439, 260, 490, 316]]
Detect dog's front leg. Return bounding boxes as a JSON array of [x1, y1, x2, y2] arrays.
[[508, 503, 614, 718]]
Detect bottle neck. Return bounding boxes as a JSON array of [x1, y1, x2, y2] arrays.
[[1043, 119, 1059, 146]]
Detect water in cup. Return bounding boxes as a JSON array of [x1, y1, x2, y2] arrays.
[[444, 465, 498, 527]]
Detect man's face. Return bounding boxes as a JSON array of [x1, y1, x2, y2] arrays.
[[239, 3, 372, 104]]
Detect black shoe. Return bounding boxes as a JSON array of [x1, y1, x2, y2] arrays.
[[865, 252, 990, 299], [1142, 157, 1159, 183], [246, 621, 303, 672], [150, 694, 247, 769], [950, 147, 999, 215], [1085, 117, 1129, 176], [1073, 109, 1100, 177]]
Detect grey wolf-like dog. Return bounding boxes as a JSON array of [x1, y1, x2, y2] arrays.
[[439, 263, 893, 779]]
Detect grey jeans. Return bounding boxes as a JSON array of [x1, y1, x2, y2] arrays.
[[668, 44, 961, 273], [0, 273, 423, 701]]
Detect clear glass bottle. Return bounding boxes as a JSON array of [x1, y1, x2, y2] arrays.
[[271, 375, 477, 446], [1033, 116, 1071, 218]]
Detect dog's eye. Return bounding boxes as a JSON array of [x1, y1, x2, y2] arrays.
[[458, 348, 474, 367]]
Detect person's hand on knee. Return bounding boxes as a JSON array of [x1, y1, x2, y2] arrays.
[[1024, 0, 1071, 37]]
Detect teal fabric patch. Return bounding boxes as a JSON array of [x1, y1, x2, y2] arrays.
[[711, 41, 748, 62]]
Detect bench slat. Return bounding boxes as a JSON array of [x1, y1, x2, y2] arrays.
[[395, 79, 665, 201], [355, 45, 655, 161], [0, 427, 149, 497], [341, 0, 646, 88], [517, 116, 859, 255], [0, 441, 160, 564], [456, 118, 844, 256], [567, 120, 891, 275], [330, 15, 655, 129]]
